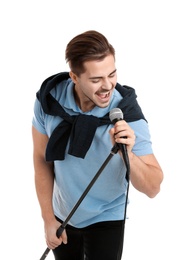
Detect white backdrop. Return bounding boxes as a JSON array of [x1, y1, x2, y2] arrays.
[[1, 1, 192, 259]]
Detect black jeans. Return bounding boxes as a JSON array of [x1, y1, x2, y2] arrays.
[[52, 219, 125, 260]]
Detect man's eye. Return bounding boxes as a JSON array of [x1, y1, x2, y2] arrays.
[[92, 80, 100, 83]]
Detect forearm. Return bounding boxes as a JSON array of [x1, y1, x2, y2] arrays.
[[34, 159, 55, 222], [128, 152, 163, 198]]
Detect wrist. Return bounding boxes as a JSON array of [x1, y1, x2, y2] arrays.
[[128, 151, 134, 161], [41, 210, 55, 224]]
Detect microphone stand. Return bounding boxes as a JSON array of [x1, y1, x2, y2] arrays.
[[39, 143, 120, 260]]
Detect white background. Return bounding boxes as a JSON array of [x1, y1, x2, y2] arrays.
[[0, 0, 192, 259]]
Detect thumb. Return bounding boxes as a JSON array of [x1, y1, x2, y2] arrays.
[[61, 229, 68, 244]]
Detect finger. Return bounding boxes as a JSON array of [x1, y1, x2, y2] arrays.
[[61, 229, 68, 244], [47, 241, 59, 250]]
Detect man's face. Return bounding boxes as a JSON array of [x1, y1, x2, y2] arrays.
[[71, 54, 117, 112]]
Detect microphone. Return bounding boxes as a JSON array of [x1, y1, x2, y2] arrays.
[[109, 107, 124, 123], [109, 108, 130, 180], [109, 108, 128, 161]]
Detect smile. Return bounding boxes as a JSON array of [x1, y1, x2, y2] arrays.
[[97, 91, 110, 99]]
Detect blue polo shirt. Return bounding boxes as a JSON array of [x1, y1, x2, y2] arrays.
[[32, 79, 153, 228]]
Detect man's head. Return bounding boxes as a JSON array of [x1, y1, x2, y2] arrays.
[[66, 31, 117, 112], [65, 30, 115, 76]]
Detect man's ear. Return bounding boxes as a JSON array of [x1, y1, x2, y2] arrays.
[[69, 71, 78, 84]]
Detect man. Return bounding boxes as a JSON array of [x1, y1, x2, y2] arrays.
[[32, 30, 163, 260]]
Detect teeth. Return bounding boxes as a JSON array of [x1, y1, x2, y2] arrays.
[[98, 92, 109, 98], [100, 94, 107, 98]]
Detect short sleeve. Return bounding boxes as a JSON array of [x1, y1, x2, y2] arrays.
[[130, 119, 153, 156], [32, 98, 47, 135]]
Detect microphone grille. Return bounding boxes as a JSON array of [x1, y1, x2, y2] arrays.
[[109, 108, 123, 122]]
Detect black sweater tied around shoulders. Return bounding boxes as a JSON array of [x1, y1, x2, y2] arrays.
[[36, 72, 146, 161]]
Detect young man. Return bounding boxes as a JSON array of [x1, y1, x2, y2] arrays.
[[32, 30, 163, 260]]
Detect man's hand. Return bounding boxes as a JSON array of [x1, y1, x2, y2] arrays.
[[109, 120, 135, 153], [44, 219, 68, 249]]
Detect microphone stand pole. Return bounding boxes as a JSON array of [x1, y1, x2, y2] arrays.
[[39, 143, 120, 260]]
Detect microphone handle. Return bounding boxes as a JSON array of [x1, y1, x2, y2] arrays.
[[112, 118, 127, 154], [112, 120, 130, 176]]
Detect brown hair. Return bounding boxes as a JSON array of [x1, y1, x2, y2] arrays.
[[65, 30, 115, 76]]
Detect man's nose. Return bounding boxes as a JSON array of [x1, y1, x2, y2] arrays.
[[101, 78, 112, 90]]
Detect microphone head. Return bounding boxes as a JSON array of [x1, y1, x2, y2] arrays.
[[109, 108, 123, 123]]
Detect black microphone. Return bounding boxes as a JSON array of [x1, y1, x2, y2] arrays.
[[109, 108, 130, 180], [109, 108, 128, 160]]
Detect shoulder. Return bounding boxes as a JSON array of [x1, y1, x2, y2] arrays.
[[129, 119, 150, 138], [130, 119, 153, 156]]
